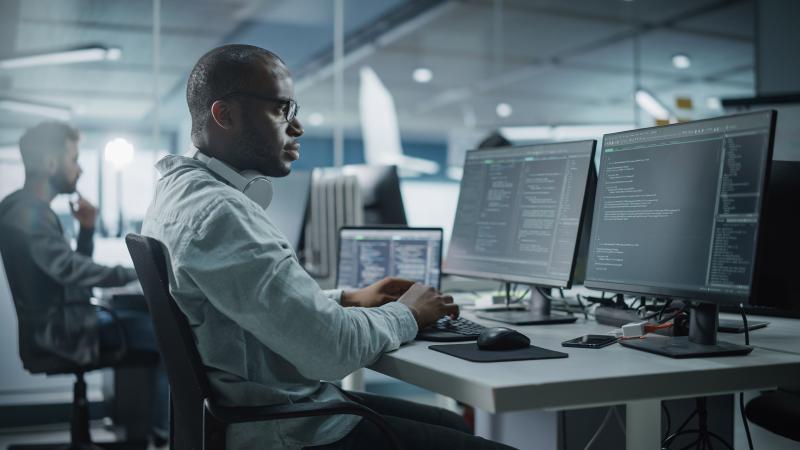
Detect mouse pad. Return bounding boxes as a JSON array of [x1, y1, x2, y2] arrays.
[[429, 343, 568, 363]]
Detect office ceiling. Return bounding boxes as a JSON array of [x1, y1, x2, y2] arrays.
[[0, 0, 756, 148]]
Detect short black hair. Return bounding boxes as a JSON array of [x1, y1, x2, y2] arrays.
[[186, 44, 284, 143], [18, 121, 79, 173]]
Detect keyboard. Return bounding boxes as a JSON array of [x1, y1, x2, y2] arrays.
[[416, 316, 489, 342]]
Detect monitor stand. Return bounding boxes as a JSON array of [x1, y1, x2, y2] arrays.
[[475, 287, 578, 325], [620, 303, 753, 358]]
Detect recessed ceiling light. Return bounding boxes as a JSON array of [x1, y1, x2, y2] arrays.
[[308, 112, 324, 126], [706, 97, 722, 110], [412, 67, 433, 83], [496, 102, 513, 118], [672, 53, 691, 69]]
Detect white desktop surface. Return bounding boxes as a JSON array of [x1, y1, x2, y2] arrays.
[[369, 311, 800, 449]]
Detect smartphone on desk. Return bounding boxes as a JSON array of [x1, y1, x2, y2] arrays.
[[562, 334, 618, 349]]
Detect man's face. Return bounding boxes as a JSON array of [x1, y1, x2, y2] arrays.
[[230, 59, 304, 177], [49, 139, 81, 193]]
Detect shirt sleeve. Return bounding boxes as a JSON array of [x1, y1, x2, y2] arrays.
[[75, 226, 94, 257], [323, 289, 344, 304], [176, 200, 418, 381], [27, 207, 136, 288]]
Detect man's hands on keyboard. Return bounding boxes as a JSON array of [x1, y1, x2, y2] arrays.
[[431, 316, 487, 336], [399, 283, 459, 329]]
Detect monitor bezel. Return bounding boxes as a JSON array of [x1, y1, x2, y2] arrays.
[[584, 110, 777, 306], [442, 140, 598, 289], [336, 226, 444, 290]]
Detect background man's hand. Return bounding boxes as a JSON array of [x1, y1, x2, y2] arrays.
[[398, 283, 458, 330], [342, 277, 415, 308], [70, 193, 98, 229]]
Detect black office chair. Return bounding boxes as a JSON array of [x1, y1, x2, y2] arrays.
[[125, 233, 402, 450], [745, 390, 800, 442], [0, 250, 157, 449]]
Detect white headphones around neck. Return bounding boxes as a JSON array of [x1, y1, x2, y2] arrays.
[[194, 151, 273, 209]]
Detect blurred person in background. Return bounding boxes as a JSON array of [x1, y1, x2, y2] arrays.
[[0, 121, 169, 446]]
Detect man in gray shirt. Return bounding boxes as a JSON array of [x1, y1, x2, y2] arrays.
[[0, 121, 168, 444], [142, 44, 515, 449]]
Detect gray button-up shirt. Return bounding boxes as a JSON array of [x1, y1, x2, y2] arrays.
[[142, 155, 417, 449]]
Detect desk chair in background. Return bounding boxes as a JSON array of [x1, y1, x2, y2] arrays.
[[0, 253, 158, 450], [125, 233, 402, 450], [745, 389, 800, 443]]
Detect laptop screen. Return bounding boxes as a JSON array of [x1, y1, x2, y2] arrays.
[[336, 227, 443, 290]]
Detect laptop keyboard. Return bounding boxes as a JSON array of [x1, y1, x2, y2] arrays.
[[416, 316, 488, 342]]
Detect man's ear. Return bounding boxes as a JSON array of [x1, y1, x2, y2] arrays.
[[43, 154, 59, 176], [210, 100, 236, 130]]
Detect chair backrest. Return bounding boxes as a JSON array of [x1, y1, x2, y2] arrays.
[[125, 233, 211, 450]]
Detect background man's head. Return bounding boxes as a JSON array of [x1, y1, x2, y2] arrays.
[[18, 121, 82, 193], [186, 44, 304, 177]]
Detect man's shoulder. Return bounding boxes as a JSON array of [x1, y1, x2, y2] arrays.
[[0, 190, 56, 229], [146, 158, 259, 237]]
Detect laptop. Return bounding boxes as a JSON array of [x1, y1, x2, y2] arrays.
[[336, 227, 443, 290]]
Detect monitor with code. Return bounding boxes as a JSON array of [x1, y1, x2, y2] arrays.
[[336, 227, 443, 290]]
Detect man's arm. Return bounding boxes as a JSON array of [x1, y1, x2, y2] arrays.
[[177, 201, 419, 382], [71, 194, 97, 257], [29, 208, 135, 288]]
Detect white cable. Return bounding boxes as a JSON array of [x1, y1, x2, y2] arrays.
[[613, 406, 626, 435], [584, 407, 615, 450]]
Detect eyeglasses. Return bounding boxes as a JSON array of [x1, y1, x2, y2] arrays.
[[218, 91, 299, 122]]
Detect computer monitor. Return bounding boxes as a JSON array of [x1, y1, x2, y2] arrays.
[[585, 110, 776, 358], [444, 140, 597, 325], [269, 170, 311, 250], [336, 227, 443, 290], [341, 165, 407, 226], [722, 159, 800, 319]]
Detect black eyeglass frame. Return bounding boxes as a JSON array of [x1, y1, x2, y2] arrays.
[[216, 91, 299, 122]]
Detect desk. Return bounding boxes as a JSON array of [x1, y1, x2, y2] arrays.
[[369, 312, 800, 449]]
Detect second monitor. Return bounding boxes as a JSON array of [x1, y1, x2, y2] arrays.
[[444, 140, 597, 325]]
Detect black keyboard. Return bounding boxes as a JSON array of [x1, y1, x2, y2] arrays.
[[416, 316, 488, 342]]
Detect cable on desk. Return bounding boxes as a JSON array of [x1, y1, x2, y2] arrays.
[[661, 402, 672, 442], [739, 302, 754, 450]]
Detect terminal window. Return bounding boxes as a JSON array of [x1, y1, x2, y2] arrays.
[[586, 112, 773, 297]]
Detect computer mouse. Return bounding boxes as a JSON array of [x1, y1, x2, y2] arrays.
[[477, 327, 531, 351]]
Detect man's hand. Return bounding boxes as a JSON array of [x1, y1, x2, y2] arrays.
[[398, 283, 458, 330], [69, 193, 98, 230], [342, 277, 415, 308]]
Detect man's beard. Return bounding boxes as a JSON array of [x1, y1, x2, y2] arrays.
[[235, 125, 290, 178], [49, 169, 76, 194]]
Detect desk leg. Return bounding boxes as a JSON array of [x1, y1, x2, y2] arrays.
[[626, 399, 660, 450]]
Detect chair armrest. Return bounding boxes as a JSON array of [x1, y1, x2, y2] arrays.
[[205, 399, 401, 449]]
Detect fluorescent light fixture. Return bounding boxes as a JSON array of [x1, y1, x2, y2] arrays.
[[500, 124, 635, 141], [0, 99, 72, 120], [671, 53, 691, 69], [104, 138, 135, 171], [635, 89, 671, 120], [308, 112, 324, 126], [0, 46, 122, 69], [412, 67, 433, 83], [706, 96, 722, 110], [496, 102, 513, 118]]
